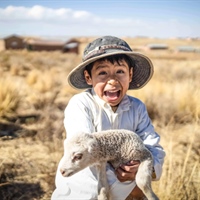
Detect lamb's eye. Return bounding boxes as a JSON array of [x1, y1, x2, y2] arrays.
[[72, 153, 83, 162]]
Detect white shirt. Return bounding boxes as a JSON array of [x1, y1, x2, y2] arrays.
[[52, 89, 165, 200]]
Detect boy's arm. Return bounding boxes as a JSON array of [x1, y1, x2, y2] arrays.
[[63, 94, 95, 139], [135, 102, 166, 180]]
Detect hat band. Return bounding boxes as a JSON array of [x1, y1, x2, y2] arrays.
[[83, 44, 131, 61]]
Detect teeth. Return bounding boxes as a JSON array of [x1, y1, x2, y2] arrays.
[[106, 90, 118, 93]]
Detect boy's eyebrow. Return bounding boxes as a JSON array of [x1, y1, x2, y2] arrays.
[[95, 63, 127, 71], [94, 65, 108, 71]]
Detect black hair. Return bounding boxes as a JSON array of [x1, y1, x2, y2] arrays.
[[85, 54, 135, 77]]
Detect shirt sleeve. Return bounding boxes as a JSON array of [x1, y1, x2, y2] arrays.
[[135, 101, 166, 180], [63, 93, 95, 139]]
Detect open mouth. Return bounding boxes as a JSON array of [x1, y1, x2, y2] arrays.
[[64, 171, 74, 177], [61, 169, 74, 177], [104, 90, 120, 101]]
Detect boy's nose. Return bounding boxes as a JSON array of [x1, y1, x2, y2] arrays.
[[107, 79, 119, 85]]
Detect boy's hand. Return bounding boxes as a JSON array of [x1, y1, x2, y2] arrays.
[[115, 160, 140, 182]]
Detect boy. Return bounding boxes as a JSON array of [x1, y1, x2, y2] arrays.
[[52, 36, 165, 200]]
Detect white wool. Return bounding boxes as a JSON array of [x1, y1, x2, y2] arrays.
[[60, 129, 159, 200]]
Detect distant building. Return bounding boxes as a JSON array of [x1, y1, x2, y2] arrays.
[[146, 44, 168, 50], [63, 39, 79, 54], [3, 34, 80, 54], [25, 39, 65, 51], [177, 46, 200, 53], [4, 34, 25, 49]]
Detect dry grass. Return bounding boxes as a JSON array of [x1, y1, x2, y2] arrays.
[[0, 78, 21, 117], [0, 37, 200, 200]]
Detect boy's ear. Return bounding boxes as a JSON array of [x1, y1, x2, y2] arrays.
[[129, 67, 133, 83], [84, 70, 92, 85]]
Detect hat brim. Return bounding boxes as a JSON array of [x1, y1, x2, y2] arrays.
[[67, 51, 154, 90]]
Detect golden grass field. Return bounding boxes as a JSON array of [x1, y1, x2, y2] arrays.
[[0, 37, 200, 200]]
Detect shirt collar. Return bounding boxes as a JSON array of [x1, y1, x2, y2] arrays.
[[91, 88, 131, 113]]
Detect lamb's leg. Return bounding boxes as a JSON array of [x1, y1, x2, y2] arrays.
[[96, 163, 110, 200], [135, 160, 159, 200]]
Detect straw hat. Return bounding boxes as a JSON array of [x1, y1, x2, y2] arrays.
[[68, 36, 153, 90]]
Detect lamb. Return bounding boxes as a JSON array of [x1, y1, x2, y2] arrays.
[[60, 129, 159, 200]]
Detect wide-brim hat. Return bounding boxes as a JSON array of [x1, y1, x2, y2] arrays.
[[68, 36, 153, 90]]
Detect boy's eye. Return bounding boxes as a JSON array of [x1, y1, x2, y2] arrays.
[[117, 70, 125, 74], [99, 71, 107, 75]]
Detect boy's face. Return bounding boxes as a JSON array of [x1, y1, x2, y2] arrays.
[[84, 59, 133, 107]]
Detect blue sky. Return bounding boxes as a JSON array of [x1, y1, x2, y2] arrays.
[[0, 0, 199, 38]]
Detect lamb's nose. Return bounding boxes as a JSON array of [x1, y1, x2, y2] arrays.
[[60, 168, 66, 176]]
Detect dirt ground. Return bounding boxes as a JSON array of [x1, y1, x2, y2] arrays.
[[0, 36, 200, 200]]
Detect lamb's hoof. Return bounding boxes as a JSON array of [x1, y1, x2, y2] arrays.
[[98, 196, 108, 200], [98, 188, 109, 200]]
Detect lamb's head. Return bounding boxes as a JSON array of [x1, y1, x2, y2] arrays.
[[60, 132, 98, 177]]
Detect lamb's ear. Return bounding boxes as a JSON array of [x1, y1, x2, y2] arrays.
[[86, 136, 97, 153]]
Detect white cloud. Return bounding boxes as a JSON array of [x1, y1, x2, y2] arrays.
[[0, 5, 94, 22], [0, 5, 199, 38], [27, 5, 46, 20]]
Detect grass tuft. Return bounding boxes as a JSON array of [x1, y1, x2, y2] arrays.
[[0, 78, 21, 117]]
